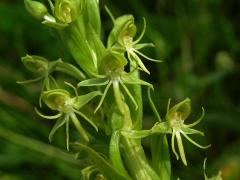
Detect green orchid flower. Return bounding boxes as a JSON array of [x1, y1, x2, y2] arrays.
[[106, 9, 161, 74], [121, 97, 211, 166], [35, 83, 101, 150], [78, 51, 153, 114], [166, 98, 211, 166]]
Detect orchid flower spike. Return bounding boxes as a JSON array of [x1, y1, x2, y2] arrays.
[[35, 83, 101, 150]]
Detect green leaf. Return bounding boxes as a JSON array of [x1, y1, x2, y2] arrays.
[[73, 143, 130, 180], [134, 43, 154, 50], [151, 135, 171, 180], [83, 0, 101, 36]]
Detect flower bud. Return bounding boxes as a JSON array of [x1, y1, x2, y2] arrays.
[[54, 0, 82, 24], [21, 55, 48, 75], [24, 0, 48, 20], [42, 89, 73, 113]]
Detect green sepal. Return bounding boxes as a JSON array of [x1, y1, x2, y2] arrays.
[[166, 98, 191, 122], [73, 91, 101, 109], [78, 77, 109, 87], [151, 135, 171, 180], [134, 43, 155, 50], [121, 73, 153, 89], [109, 131, 130, 178], [73, 143, 130, 180]]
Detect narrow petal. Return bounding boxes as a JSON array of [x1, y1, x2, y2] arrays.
[[133, 17, 146, 45], [181, 131, 211, 149], [49, 115, 68, 143], [74, 110, 98, 131], [133, 49, 162, 63], [185, 107, 205, 128], [34, 107, 62, 119], [171, 130, 179, 160], [176, 131, 187, 166], [49, 75, 59, 88], [64, 81, 78, 97], [119, 81, 138, 110], [94, 82, 112, 113]]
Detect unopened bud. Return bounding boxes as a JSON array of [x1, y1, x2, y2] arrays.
[[54, 0, 82, 24], [24, 0, 48, 20], [21, 55, 48, 75]]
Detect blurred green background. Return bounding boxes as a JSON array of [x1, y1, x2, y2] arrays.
[[0, 0, 239, 179]]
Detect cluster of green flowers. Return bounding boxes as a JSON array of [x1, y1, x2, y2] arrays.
[[21, 0, 221, 179]]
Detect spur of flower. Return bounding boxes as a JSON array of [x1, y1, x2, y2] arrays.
[[35, 83, 101, 150], [106, 11, 161, 74], [24, 0, 83, 28], [78, 50, 153, 114], [165, 98, 211, 166]]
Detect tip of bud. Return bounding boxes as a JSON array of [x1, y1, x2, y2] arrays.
[[24, 0, 48, 20]]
